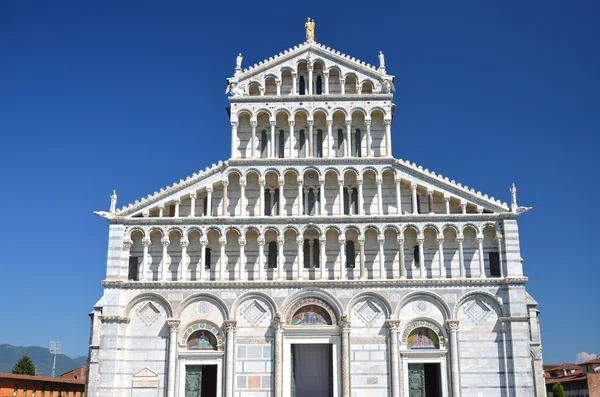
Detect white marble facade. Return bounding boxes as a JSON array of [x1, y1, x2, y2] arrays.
[[87, 30, 545, 397]]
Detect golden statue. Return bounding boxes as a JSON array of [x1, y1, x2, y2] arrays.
[[305, 17, 315, 42]]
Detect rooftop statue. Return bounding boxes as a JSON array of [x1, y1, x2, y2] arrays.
[[236, 53, 243, 70], [305, 17, 315, 43], [110, 190, 118, 213], [510, 183, 517, 212], [378, 51, 385, 69]]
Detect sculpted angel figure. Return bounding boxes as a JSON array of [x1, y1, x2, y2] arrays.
[[110, 190, 117, 213], [305, 17, 315, 42]]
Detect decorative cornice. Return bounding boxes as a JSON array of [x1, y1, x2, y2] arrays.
[[100, 277, 528, 289], [99, 316, 130, 324]]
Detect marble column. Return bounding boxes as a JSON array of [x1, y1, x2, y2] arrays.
[[323, 71, 329, 95], [309, 240, 315, 269], [427, 189, 434, 214], [238, 238, 245, 280], [259, 178, 265, 216], [339, 237, 346, 279], [444, 195, 451, 214], [141, 237, 151, 281], [457, 235, 465, 278], [180, 238, 188, 281], [437, 237, 445, 278], [296, 236, 304, 280], [345, 121, 352, 157], [376, 177, 383, 215], [224, 320, 237, 397], [338, 180, 345, 215], [251, 121, 258, 158], [277, 237, 284, 280], [174, 198, 180, 218], [270, 121, 276, 158], [357, 179, 364, 215], [239, 177, 246, 217], [278, 177, 285, 216], [297, 181, 303, 216], [222, 180, 229, 217], [200, 238, 207, 281], [288, 121, 295, 158], [386, 319, 401, 397], [340, 76, 345, 95], [230, 122, 238, 158], [477, 235, 486, 278], [395, 178, 402, 214], [158, 204, 164, 218], [123, 238, 133, 279], [206, 186, 213, 217], [291, 72, 297, 95], [384, 119, 392, 156], [411, 183, 418, 214], [461, 201, 467, 214], [319, 237, 326, 280], [496, 234, 505, 278], [166, 319, 180, 397], [189, 193, 196, 217], [446, 320, 461, 397], [398, 237, 406, 279], [378, 235, 385, 279], [417, 234, 425, 278], [307, 121, 314, 157], [258, 236, 265, 280], [358, 236, 366, 279], [365, 120, 372, 157], [269, 189, 276, 216], [275, 79, 281, 96], [340, 316, 351, 397], [308, 65, 313, 95], [272, 314, 284, 397], [327, 120, 334, 158], [303, 189, 309, 216], [161, 236, 170, 281], [319, 178, 326, 215], [219, 237, 227, 280]]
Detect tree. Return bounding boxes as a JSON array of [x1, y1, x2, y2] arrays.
[[12, 355, 36, 376], [553, 382, 565, 397]]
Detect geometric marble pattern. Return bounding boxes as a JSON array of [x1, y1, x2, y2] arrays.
[[242, 300, 268, 326], [137, 301, 161, 326], [195, 301, 212, 317], [412, 300, 432, 316], [356, 300, 381, 325], [464, 299, 492, 324]]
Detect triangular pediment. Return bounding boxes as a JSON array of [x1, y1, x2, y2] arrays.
[[228, 42, 393, 96], [134, 368, 157, 378]]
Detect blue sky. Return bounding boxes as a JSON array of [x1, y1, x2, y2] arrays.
[[0, 1, 598, 363]]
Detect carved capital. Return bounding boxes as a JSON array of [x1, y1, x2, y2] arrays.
[[174, 197, 181, 204], [416, 234, 425, 245], [258, 178, 266, 187], [376, 177, 383, 185], [358, 236, 365, 245], [410, 183, 418, 190], [222, 180, 229, 187], [297, 180, 304, 187], [200, 237, 208, 247], [123, 239, 133, 250], [495, 234, 503, 242], [206, 186, 213, 193], [339, 237, 346, 245], [277, 236, 284, 245], [307, 120, 314, 127], [142, 210, 149, 218], [258, 236, 265, 246], [161, 236, 170, 247], [444, 195, 451, 202], [142, 237, 151, 247], [476, 235, 484, 243], [427, 189, 434, 196], [397, 237, 404, 246], [239, 178, 247, 188], [224, 320, 237, 333], [288, 120, 295, 127], [230, 121, 239, 128], [238, 237, 246, 246], [322, 71, 329, 77], [180, 238, 189, 248], [384, 119, 392, 126], [275, 80, 281, 86], [456, 234, 464, 243], [319, 236, 326, 245], [357, 178, 363, 186], [269, 121, 276, 127], [437, 237, 444, 245], [271, 312, 284, 332], [339, 314, 351, 332], [278, 176, 285, 186], [218, 237, 227, 246], [365, 120, 371, 126], [377, 235, 385, 245], [326, 119, 333, 126], [250, 120, 258, 128], [296, 237, 304, 245], [386, 319, 401, 332], [446, 319, 460, 332], [167, 319, 181, 332], [158, 203, 165, 210], [345, 120, 352, 126], [338, 180, 345, 187], [189, 192, 197, 200]]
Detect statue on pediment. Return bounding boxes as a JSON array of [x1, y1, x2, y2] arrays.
[[236, 53, 243, 70], [305, 17, 315, 42], [378, 51, 385, 69], [110, 190, 117, 213], [510, 183, 517, 212]]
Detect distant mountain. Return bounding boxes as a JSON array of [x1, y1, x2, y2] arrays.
[[0, 344, 87, 377]]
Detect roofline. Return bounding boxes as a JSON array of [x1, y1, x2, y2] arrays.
[[0, 372, 85, 385]]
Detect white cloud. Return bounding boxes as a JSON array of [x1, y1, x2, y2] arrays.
[[575, 352, 598, 364]]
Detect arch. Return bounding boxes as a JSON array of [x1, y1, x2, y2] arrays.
[[235, 108, 254, 120], [186, 226, 203, 240], [363, 224, 381, 235], [263, 72, 279, 81], [166, 226, 184, 238], [453, 291, 504, 319], [350, 107, 368, 118], [311, 107, 329, 118], [301, 166, 321, 178], [282, 225, 302, 235], [402, 224, 421, 234], [244, 168, 262, 179], [342, 72, 359, 82], [422, 223, 441, 236], [347, 292, 392, 319], [225, 168, 243, 178], [343, 225, 362, 236], [327, 65, 342, 75], [247, 80, 263, 89], [263, 226, 281, 236], [205, 226, 223, 237], [224, 225, 242, 236], [369, 106, 388, 118], [243, 225, 261, 236], [396, 291, 451, 320], [124, 292, 174, 318], [282, 167, 300, 178], [176, 292, 230, 319], [380, 165, 395, 175], [280, 65, 295, 73], [127, 226, 146, 239], [293, 107, 311, 118], [481, 221, 501, 235], [341, 166, 360, 177], [461, 222, 480, 234], [441, 223, 460, 235], [301, 223, 324, 235], [179, 319, 224, 350], [263, 167, 281, 177], [231, 291, 278, 320], [401, 318, 447, 344], [330, 107, 349, 118], [360, 166, 379, 179], [255, 108, 273, 119], [311, 57, 326, 68], [147, 226, 165, 237], [324, 224, 343, 235], [322, 167, 341, 178], [383, 224, 401, 235], [282, 288, 344, 324], [274, 108, 292, 118]]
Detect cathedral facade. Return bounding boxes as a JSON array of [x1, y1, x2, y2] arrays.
[[87, 23, 545, 397]]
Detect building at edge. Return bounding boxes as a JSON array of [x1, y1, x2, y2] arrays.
[[86, 20, 545, 397]]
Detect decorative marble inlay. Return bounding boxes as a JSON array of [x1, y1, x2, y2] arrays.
[[242, 300, 268, 325], [465, 299, 491, 324], [195, 301, 212, 317], [412, 300, 432, 316], [356, 300, 381, 325], [137, 302, 161, 326]]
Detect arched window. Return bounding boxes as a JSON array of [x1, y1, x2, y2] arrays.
[[343, 188, 350, 215], [291, 305, 332, 325], [303, 240, 310, 268], [316, 75, 323, 95], [278, 130, 285, 158], [299, 76, 306, 95], [261, 130, 268, 158], [407, 327, 439, 349], [354, 129, 362, 157], [265, 189, 272, 216], [414, 245, 420, 265], [205, 248, 211, 269], [268, 241, 278, 268], [416, 194, 421, 214], [299, 130, 306, 157], [187, 330, 218, 350], [337, 129, 344, 157], [203, 196, 208, 216], [346, 241, 356, 268], [316, 129, 323, 158]]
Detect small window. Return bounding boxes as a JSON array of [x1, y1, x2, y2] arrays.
[[278, 130, 285, 158], [416, 194, 421, 214], [303, 240, 310, 268], [299, 130, 306, 157], [299, 76, 306, 95], [316, 75, 323, 95], [314, 241, 320, 268], [337, 129, 344, 156], [352, 188, 359, 214], [489, 252, 501, 277], [316, 129, 323, 158], [307, 189, 315, 215], [265, 189, 272, 216], [203, 196, 208, 216], [414, 245, 420, 265], [354, 128, 362, 157], [346, 241, 356, 268], [343, 188, 350, 215], [268, 242, 278, 268], [261, 130, 268, 158], [128, 256, 139, 281], [205, 248, 211, 270], [169, 204, 175, 217]]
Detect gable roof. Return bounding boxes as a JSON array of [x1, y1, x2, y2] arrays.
[[230, 41, 392, 82]]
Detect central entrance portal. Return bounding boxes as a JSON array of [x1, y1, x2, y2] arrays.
[[408, 363, 442, 397], [184, 365, 217, 397], [291, 344, 333, 397]]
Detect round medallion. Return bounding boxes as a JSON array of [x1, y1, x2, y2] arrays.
[[308, 172, 315, 179], [196, 301, 211, 317], [412, 300, 432, 316]]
